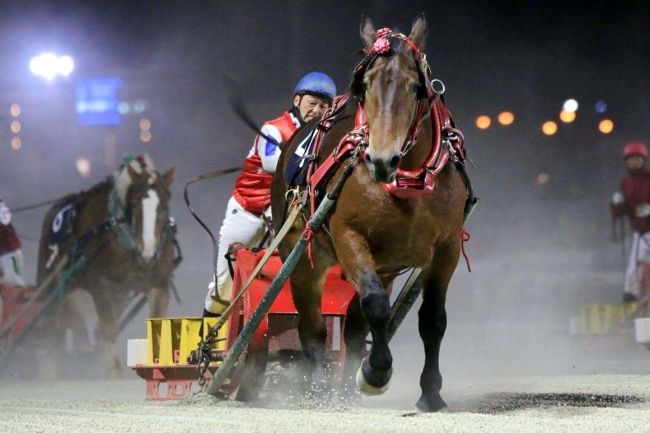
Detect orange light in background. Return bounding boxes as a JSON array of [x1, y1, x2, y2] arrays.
[[559, 109, 576, 123], [598, 119, 614, 134], [497, 111, 515, 126], [76, 157, 91, 177], [542, 121, 558, 136], [475, 115, 491, 129], [139, 118, 151, 131], [10, 120, 21, 134], [140, 131, 152, 143], [10, 137, 21, 150], [10, 104, 20, 117]]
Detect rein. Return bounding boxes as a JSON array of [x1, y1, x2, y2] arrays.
[[183, 166, 243, 308]]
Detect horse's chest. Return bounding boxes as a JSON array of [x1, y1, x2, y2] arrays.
[[362, 206, 438, 265]]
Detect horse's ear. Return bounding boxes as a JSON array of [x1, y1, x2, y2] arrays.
[[360, 15, 376, 48], [126, 164, 141, 183], [162, 166, 175, 188], [409, 13, 428, 50]]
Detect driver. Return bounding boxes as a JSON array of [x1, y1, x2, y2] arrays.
[[611, 141, 650, 302], [0, 199, 26, 287], [202, 71, 336, 317]]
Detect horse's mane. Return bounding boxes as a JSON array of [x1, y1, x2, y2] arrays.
[[112, 154, 157, 204]]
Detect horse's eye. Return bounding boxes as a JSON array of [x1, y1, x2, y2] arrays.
[[411, 83, 421, 94]]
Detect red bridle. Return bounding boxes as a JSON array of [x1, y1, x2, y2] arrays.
[[351, 29, 435, 163]]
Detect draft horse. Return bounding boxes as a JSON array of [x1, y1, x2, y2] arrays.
[[271, 15, 471, 411], [36, 155, 177, 376]]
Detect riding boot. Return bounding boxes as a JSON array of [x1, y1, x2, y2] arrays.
[[202, 308, 221, 318]]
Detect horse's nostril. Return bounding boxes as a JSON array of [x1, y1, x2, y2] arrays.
[[389, 155, 401, 168]]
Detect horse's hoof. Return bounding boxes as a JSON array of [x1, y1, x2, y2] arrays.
[[416, 393, 447, 412], [355, 357, 392, 396]]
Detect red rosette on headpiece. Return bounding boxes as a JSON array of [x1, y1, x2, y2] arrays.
[[368, 27, 392, 54], [371, 37, 391, 54], [376, 27, 391, 39]]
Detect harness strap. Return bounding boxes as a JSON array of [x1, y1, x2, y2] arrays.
[[74, 216, 122, 255], [460, 228, 472, 273]]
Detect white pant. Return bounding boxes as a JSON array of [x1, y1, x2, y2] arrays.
[[0, 249, 26, 287], [203, 196, 268, 314], [624, 232, 650, 297]]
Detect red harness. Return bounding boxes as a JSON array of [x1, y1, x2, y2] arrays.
[[306, 94, 465, 202]]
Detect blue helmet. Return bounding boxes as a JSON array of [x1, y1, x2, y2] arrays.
[[293, 71, 336, 102]]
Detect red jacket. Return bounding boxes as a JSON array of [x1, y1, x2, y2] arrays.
[[611, 169, 650, 234], [0, 223, 21, 255], [233, 111, 299, 215]]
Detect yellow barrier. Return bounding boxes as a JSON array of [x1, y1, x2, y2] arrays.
[[574, 302, 638, 335], [146, 317, 228, 366]]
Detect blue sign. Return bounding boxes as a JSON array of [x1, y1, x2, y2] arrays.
[[75, 77, 123, 126]]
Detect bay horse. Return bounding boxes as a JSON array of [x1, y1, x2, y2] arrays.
[[36, 155, 177, 376], [271, 15, 470, 411]]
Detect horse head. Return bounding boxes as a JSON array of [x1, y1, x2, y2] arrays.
[[352, 14, 431, 183], [120, 156, 175, 262]]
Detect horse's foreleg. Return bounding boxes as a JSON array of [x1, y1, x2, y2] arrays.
[[290, 254, 329, 393], [148, 286, 169, 318], [94, 284, 128, 378], [63, 289, 98, 347], [416, 246, 459, 412], [335, 231, 392, 395]]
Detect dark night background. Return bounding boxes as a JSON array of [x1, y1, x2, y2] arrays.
[[1, 1, 649, 379]]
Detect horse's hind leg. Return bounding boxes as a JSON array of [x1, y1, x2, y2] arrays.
[[416, 245, 459, 412], [335, 231, 392, 395], [289, 253, 330, 395], [341, 294, 365, 396]]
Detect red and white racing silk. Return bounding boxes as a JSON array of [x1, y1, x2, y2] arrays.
[[233, 111, 300, 215], [0, 223, 21, 256], [611, 168, 650, 234]]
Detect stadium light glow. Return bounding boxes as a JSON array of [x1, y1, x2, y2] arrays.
[[139, 118, 151, 131], [559, 109, 576, 123], [536, 173, 550, 185], [76, 157, 91, 177], [563, 99, 578, 112], [475, 115, 491, 129], [598, 119, 614, 134], [594, 100, 607, 114], [10, 104, 20, 117], [10, 121, 21, 134], [10, 137, 22, 150], [140, 131, 152, 143], [29, 53, 75, 80], [542, 121, 558, 136], [497, 111, 515, 126]]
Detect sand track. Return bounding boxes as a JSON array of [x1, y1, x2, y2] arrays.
[[1, 375, 649, 433]]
